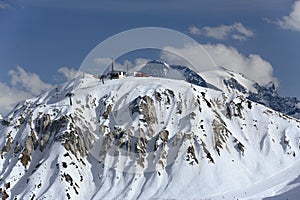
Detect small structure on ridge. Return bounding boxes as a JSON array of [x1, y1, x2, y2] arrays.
[[107, 59, 127, 79]]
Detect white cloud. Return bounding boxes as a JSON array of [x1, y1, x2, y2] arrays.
[[0, 82, 32, 115], [189, 23, 254, 41], [0, 66, 54, 116], [277, 1, 300, 31], [162, 43, 277, 86], [58, 66, 78, 81], [189, 26, 202, 35], [134, 58, 150, 66], [8, 66, 52, 96]]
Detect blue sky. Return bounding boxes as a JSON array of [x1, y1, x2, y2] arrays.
[[0, 0, 299, 115]]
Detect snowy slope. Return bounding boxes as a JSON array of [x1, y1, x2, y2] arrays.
[[201, 66, 260, 95], [0, 74, 300, 199]]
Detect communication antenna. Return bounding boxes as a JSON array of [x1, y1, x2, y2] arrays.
[[111, 58, 114, 72]]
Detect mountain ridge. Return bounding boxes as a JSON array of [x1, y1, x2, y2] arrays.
[[201, 67, 300, 119], [1, 74, 300, 199]]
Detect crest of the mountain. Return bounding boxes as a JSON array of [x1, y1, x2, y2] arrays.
[[0, 74, 300, 199], [138, 60, 207, 87]]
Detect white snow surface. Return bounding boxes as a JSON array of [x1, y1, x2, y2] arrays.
[[201, 67, 256, 94], [0, 74, 300, 199]]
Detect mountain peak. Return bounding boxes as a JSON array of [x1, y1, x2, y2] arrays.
[[146, 59, 169, 66], [137, 60, 207, 87]]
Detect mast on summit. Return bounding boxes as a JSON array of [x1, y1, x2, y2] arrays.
[[111, 58, 114, 72]]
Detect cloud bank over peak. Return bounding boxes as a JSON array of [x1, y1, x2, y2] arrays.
[[57, 66, 78, 81], [162, 43, 277, 86], [189, 23, 254, 41], [277, 1, 300, 32]]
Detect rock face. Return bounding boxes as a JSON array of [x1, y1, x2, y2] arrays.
[[203, 67, 300, 119], [249, 82, 300, 119], [225, 79, 300, 119], [0, 74, 300, 199]]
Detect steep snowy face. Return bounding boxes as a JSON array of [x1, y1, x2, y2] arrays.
[[201, 67, 258, 95], [0, 75, 300, 199], [138, 60, 207, 87], [201, 67, 300, 119]]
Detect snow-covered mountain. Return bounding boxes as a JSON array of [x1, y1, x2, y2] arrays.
[[1, 73, 300, 199], [201, 67, 300, 119]]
